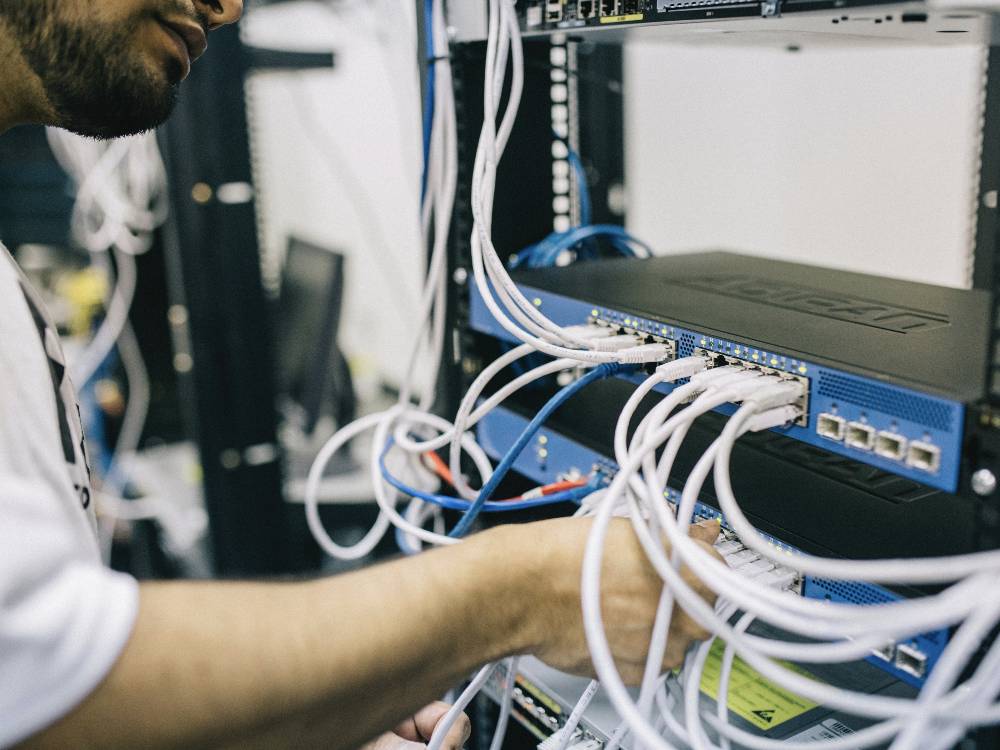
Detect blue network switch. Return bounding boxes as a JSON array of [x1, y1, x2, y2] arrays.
[[476, 404, 950, 688], [470, 284, 965, 493]]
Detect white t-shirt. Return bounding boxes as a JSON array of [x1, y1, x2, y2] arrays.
[[0, 245, 138, 748]]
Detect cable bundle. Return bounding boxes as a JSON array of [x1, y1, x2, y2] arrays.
[[303, 0, 671, 559], [46, 129, 168, 550]]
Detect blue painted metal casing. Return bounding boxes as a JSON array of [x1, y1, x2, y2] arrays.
[[477, 404, 948, 688], [470, 285, 964, 492]]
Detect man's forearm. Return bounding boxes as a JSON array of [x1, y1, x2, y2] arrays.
[[20, 525, 537, 750]]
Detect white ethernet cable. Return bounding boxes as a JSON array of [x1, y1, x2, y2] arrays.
[[631, 375, 789, 743], [583, 373, 1000, 750], [427, 662, 497, 750], [542, 679, 600, 750], [303, 0, 459, 557], [46, 130, 168, 387], [424, 658, 519, 750], [489, 657, 519, 750]]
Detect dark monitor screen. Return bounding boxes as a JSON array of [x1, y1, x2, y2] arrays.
[[276, 236, 352, 433]]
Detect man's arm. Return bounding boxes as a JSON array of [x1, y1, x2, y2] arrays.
[[18, 518, 717, 750]]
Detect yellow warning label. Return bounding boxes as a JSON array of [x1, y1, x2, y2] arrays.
[[516, 677, 562, 716], [699, 640, 818, 731], [599, 13, 644, 23]]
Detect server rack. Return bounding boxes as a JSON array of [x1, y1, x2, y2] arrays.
[[161, 24, 335, 576], [439, 4, 1000, 746]]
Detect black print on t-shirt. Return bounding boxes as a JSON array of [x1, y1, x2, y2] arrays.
[[19, 280, 92, 509]]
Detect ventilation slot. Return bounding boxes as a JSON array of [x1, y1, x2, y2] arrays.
[[817, 373, 954, 433]]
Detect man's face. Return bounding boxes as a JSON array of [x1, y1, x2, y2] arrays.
[[0, 0, 238, 139]]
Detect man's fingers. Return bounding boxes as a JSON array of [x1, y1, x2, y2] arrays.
[[367, 734, 427, 750], [689, 519, 721, 545], [411, 702, 471, 750]]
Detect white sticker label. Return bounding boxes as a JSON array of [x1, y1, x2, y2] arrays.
[[787, 718, 855, 741]]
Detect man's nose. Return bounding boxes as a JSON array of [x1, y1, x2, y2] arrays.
[[194, 0, 244, 30]]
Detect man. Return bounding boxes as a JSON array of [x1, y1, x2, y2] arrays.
[[0, 2, 719, 748]]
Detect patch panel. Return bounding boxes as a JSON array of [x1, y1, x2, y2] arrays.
[[470, 252, 983, 492], [476, 403, 950, 688]]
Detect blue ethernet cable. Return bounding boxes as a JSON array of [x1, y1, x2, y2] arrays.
[[379, 442, 596, 512], [509, 224, 653, 270], [388, 455, 597, 556], [420, 0, 436, 203], [448, 362, 638, 538]]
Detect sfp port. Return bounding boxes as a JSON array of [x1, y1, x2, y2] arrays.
[[895, 643, 927, 678], [817, 413, 845, 441], [845, 421, 875, 451], [907, 441, 941, 473], [601, 0, 621, 14], [871, 642, 895, 662], [875, 431, 907, 461]]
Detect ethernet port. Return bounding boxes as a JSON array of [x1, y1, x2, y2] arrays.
[[578, 0, 597, 17], [907, 441, 941, 473], [875, 431, 908, 461], [871, 642, 895, 662], [817, 413, 845, 442], [546, 1, 565, 21], [601, 0, 620, 14], [845, 422, 875, 451], [895, 643, 927, 678]]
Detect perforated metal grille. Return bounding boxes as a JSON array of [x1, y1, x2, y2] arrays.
[[807, 578, 944, 645], [817, 372, 954, 432], [678, 332, 696, 358], [809, 578, 893, 606]]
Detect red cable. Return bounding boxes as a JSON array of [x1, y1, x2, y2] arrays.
[[422, 451, 588, 502]]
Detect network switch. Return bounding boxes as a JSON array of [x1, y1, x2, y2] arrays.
[[475, 402, 950, 688], [514, 0, 992, 36], [469, 251, 989, 493]]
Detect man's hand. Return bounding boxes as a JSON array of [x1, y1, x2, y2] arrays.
[[361, 703, 471, 750], [500, 517, 720, 685]]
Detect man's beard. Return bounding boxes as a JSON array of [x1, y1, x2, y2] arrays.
[[0, 1, 183, 139]]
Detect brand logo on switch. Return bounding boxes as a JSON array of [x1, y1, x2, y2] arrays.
[[676, 274, 949, 334]]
